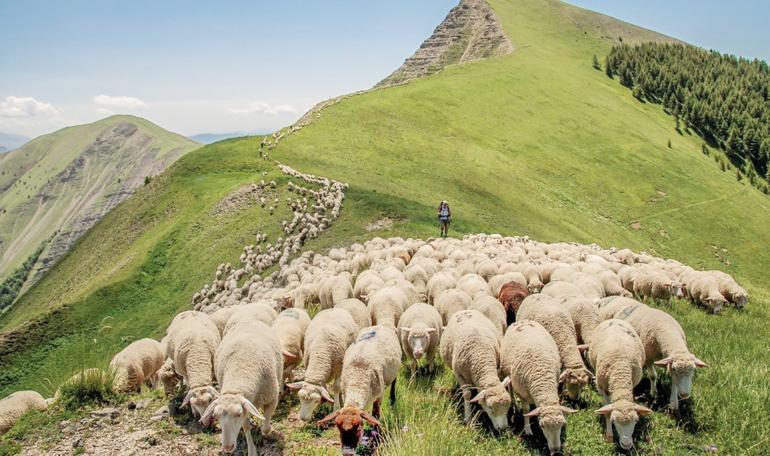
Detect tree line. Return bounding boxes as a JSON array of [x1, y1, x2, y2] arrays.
[[603, 42, 770, 184]]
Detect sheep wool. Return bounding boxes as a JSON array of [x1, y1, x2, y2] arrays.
[[272, 308, 311, 384], [0, 391, 47, 435], [335, 298, 373, 331], [397, 303, 442, 374], [109, 338, 165, 392]]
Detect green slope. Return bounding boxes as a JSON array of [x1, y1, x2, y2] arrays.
[[0, 115, 199, 294], [1, 0, 769, 453]]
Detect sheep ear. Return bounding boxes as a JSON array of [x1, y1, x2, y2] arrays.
[[199, 398, 219, 425], [558, 370, 570, 383], [400, 326, 412, 333], [577, 344, 589, 354], [360, 410, 382, 427], [560, 406, 577, 414], [205, 386, 220, 399], [693, 356, 708, 368], [286, 381, 304, 391], [595, 404, 614, 416], [282, 350, 298, 362], [634, 404, 653, 416], [181, 389, 195, 408], [425, 328, 437, 334], [500, 376, 511, 388], [654, 357, 673, 367], [316, 409, 340, 426], [320, 386, 335, 403], [241, 397, 265, 421], [524, 407, 541, 417], [469, 390, 486, 404]]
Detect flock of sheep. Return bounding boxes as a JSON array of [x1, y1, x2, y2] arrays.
[[0, 215, 749, 455], [2, 233, 745, 455]]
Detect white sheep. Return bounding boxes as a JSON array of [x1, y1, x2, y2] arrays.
[[589, 319, 652, 450], [500, 320, 575, 454], [541, 281, 585, 300], [516, 295, 592, 400], [558, 296, 601, 346], [109, 338, 165, 392], [426, 271, 456, 304], [686, 273, 728, 313], [434, 288, 472, 325], [222, 303, 278, 336], [439, 310, 511, 430], [0, 391, 47, 434], [317, 325, 402, 453], [164, 311, 221, 419], [208, 307, 237, 336], [708, 270, 748, 308], [606, 302, 707, 410], [633, 271, 680, 300], [469, 295, 507, 336], [319, 273, 354, 308], [272, 308, 311, 384], [335, 298, 372, 331], [397, 303, 442, 375], [367, 285, 408, 328], [287, 308, 358, 421], [200, 321, 283, 455]]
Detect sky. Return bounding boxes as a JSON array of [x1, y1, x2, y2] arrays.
[[1, 0, 768, 140]]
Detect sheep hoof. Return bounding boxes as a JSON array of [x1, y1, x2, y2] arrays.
[[523, 425, 533, 436]]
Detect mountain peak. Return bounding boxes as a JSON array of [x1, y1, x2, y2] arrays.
[[376, 0, 513, 87]]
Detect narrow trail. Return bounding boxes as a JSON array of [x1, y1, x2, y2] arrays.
[[635, 188, 746, 222]]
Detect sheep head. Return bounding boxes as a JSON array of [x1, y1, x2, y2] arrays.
[[200, 393, 264, 454], [596, 399, 652, 450], [525, 404, 575, 455], [559, 367, 593, 400], [399, 326, 437, 359], [182, 385, 220, 423], [286, 381, 334, 421], [654, 353, 707, 401], [317, 405, 380, 455], [468, 376, 512, 430]]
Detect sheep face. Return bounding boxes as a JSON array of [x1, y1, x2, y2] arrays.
[[403, 327, 436, 359], [200, 394, 264, 454], [655, 354, 707, 405], [706, 296, 727, 313], [597, 400, 652, 450], [733, 293, 748, 308], [317, 405, 380, 455], [469, 378, 512, 430], [671, 281, 685, 298], [559, 368, 592, 400], [182, 386, 219, 422], [288, 381, 334, 421], [527, 280, 543, 294], [526, 405, 574, 455]]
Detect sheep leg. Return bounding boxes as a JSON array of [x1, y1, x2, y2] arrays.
[[598, 389, 614, 442], [669, 384, 679, 412], [462, 389, 473, 423], [410, 359, 418, 377], [427, 349, 436, 374], [647, 365, 657, 398], [389, 379, 397, 406], [261, 402, 276, 437], [332, 377, 342, 411], [522, 401, 533, 436], [372, 398, 382, 419], [243, 422, 258, 456]]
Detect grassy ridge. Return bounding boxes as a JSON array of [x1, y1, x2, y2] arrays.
[[1, 0, 769, 453]]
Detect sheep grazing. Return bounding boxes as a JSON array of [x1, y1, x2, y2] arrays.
[[709, 270, 748, 308], [208, 307, 237, 336], [317, 326, 402, 453], [272, 308, 311, 384], [633, 271, 680, 300], [589, 319, 652, 450], [157, 359, 179, 396], [200, 321, 283, 456], [686, 273, 728, 313], [501, 320, 575, 455], [605, 302, 707, 411], [440, 310, 511, 430], [497, 281, 529, 324], [164, 311, 221, 419], [470, 295, 507, 336], [288, 308, 358, 421], [109, 338, 165, 392], [367, 285, 408, 328], [558, 297, 600, 346], [222, 303, 278, 336], [426, 272, 456, 304], [0, 391, 48, 435], [397, 303, 442, 375], [517, 295, 592, 400], [335, 298, 372, 331], [434, 288, 471, 326], [319, 273, 354, 308]]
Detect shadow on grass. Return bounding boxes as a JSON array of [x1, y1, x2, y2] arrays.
[[633, 375, 707, 435]]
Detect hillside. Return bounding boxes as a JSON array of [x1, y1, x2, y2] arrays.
[[0, 132, 28, 153], [0, 115, 199, 303], [1, 0, 769, 454]]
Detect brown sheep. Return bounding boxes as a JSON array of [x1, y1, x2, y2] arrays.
[[498, 281, 529, 325]]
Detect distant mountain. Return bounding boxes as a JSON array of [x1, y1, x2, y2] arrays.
[[189, 130, 273, 144], [0, 132, 29, 153], [0, 115, 200, 289]]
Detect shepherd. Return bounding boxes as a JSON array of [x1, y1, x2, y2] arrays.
[[437, 200, 451, 237]]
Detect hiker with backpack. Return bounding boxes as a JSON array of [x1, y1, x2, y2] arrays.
[[438, 200, 451, 237]]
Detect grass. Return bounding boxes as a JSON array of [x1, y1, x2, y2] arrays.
[[1, 0, 769, 454]]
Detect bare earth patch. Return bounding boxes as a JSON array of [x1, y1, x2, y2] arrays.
[[630, 221, 642, 230], [365, 217, 395, 231], [210, 184, 275, 216]]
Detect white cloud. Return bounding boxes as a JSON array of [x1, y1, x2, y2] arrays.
[[228, 101, 296, 116], [96, 107, 114, 116], [0, 96, 59, 118], [92, 94, 147, 110]]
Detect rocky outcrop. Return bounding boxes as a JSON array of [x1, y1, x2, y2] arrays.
[[377, 0, 513, 87]]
